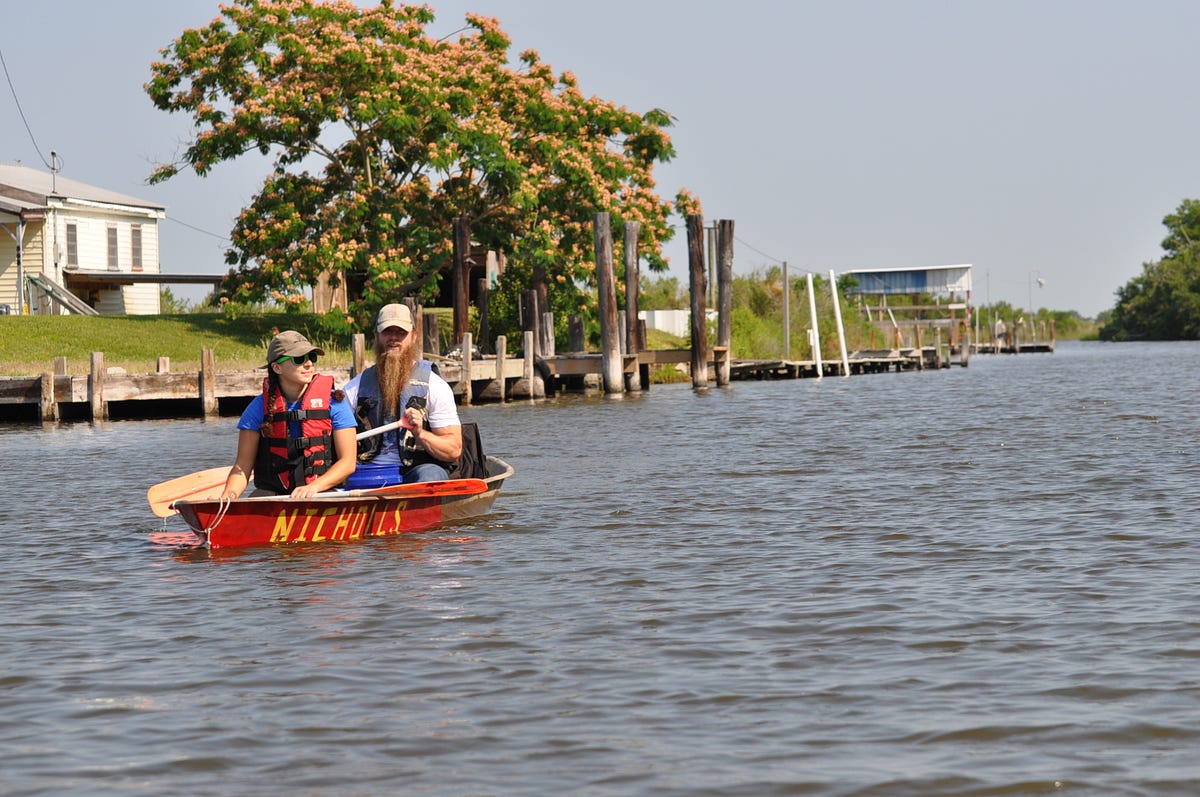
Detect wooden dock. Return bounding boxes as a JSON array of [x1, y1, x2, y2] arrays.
[[0, 334, 728, 422], [0, 328, 1057, 425]]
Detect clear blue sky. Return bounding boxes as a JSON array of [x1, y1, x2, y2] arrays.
[[4, 0, 1200, 317]]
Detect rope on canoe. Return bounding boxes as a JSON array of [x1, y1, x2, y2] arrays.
[[201, 495, 233, 534]]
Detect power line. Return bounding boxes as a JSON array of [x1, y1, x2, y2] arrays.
[[0, 46, 52, 170], [733, 234, 784, 265], [164, 215, 231, 243]]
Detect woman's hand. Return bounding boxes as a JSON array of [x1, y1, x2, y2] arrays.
[[289, 484, 318, 499]]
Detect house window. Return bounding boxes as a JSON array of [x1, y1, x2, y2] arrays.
[[66, 223, 78, 268], [131, 225, 143, 272], [107, 226, 119, 271]]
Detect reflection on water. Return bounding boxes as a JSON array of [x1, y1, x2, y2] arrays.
[[2, 341, 1199, 796]]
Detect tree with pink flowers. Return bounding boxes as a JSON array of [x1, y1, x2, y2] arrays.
[[146, 0, 694, 328]]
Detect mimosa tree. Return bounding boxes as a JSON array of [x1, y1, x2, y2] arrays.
[[146, 0, 692, 325]]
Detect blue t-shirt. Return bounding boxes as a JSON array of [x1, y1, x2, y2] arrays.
[[237, 392, 357, 434]]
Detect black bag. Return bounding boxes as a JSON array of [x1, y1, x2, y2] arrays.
[[451, 422, 488, 480]]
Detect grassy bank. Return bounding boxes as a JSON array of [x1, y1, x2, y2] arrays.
[[0, 313, 700, 390], [0, 314, 353, 376], [0, 314, 693, 380]]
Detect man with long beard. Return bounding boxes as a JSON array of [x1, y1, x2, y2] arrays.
[[342, 303, 463, 485]]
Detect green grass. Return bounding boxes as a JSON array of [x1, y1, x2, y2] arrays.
[[0, 314, 697, 384], [644, 327, 687, 351], [0, 314, 354, 376]]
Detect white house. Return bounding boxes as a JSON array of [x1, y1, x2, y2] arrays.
[[0, 163, 166, 315]]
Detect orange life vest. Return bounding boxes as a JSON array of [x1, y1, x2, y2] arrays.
[[253, 374, 335, 493]]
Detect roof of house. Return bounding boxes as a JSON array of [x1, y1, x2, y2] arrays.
[[0, 162, 165, 213]]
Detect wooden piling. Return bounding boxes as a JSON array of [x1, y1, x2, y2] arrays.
[[403, 297, 423, 359], [200, 348, 218, 416], [568, 315, 585, 352], [624, 220, 642, 392], [540, 311, 555, 358], [716, 219, 734, 387], [352, 333, 366, 377], [452, 216, 471, 345], [494, 335, 507, 402], [40, 372, 56, 422], [593, 212, 623, 394], [523, 330, 537, 401], [521, 290, 541, 357], [89, 351, 106, 421], [476, 277, 490, 355], [460, 332, 474, 405], [424, 311, 440, 357], [687, 214, 708, 389]]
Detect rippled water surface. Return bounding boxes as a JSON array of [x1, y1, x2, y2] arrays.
[[2, 341, 1199, 796]]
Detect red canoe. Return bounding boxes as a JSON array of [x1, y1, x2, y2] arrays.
[[173, 456, 513, 549]]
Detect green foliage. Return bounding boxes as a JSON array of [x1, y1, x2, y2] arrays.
[[1102, 198, 1200, 340], [727, 269, 867, 360], [146, 1, 685, 325], [1160, 198, 1200, 257], [159, 287, 192, 314], [974, 302, 1097, 340], [639, 275, 687, 310]]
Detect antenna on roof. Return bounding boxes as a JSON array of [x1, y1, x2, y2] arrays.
[[50, 150, 61, 194]]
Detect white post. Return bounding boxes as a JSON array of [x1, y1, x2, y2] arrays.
[[806, 271, 823, 379], [829, 269, 850, 377], [782, 261, 790, 360]]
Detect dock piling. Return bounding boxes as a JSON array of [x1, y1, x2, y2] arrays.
[[594, 212, 623, 394], [687, 214, 708, 389], [89, 351, 106, 421]]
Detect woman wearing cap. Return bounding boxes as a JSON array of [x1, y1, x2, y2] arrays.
[[220, 330, 358, 500]]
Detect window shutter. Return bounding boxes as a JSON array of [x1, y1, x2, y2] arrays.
[[107, 226, 119, 271]]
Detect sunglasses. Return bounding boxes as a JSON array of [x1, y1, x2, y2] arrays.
[[275, 352, 318, 366]]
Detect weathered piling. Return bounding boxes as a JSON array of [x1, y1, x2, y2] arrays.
[[200, 348, 217, 417], [89, 352, 106, 420], [687, 214, 708, 389], [459, 332, 474, 404], [593, 212, 623, 394], [715, 219, 734, 387], [624, 220, 642, 392], [452, 216, 471, 345], [520, 290, 541, 357]]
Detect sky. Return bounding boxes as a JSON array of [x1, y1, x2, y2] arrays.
[[4, 0, 1200, 317]]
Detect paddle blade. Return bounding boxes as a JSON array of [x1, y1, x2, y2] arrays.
[[147, 466, 232, 517], [312, 478, 490, 500], [363, 478, 489, 498]]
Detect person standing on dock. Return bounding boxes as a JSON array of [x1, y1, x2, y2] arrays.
[[221, 330, 359, 500], [342, 303, 463, 485]]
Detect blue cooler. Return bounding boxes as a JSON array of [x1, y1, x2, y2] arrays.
[[345, 462, 402, 490]]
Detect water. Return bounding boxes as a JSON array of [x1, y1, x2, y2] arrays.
[[2, 341, 1198, 796]]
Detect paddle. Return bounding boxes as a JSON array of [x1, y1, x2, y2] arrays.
[[145, 418, 433, 516], [315, 478, 488, 499], [147, 466, 233, 517]]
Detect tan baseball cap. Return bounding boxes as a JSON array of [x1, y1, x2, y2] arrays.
[[266, 330, 324, 364], [376, 303, 414, 333]]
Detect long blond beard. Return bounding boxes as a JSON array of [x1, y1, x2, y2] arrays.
[[375, 341, 416, 419]]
